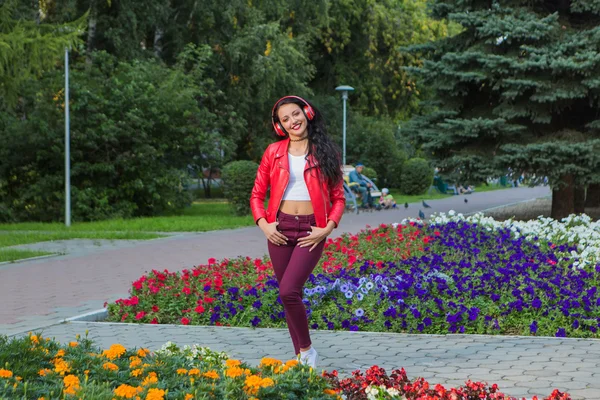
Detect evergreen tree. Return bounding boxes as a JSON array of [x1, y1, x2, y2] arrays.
[[404, 0, 600, 218]]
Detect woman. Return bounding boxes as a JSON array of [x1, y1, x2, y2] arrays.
[[250, 95, 345, 368]]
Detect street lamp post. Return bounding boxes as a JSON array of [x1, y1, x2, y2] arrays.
[[65, 47, 71, 227], [335, 85, 354, 166]]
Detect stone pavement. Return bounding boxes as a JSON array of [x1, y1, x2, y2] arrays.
[[5, 186, 600, 399], [35, 322, 600, 400]]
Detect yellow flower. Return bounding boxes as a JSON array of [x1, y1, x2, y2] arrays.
[[84, 370, 89, 375], [53, 359, 70, 375], [137, 348, 150, 358], [244, 375, 274, 395], [103, 362, 119, 371], [103, 344, 127, 360], [15, 376, 22, 381], [141, 372, 158, 386], [55, 349, 66, 358], [30, 334, 40, 345], [114, 384, 143, 399], [145, 388, 165, 400], [264, 40, 272, 56], [188, 368, 200, 376], [225, 366, 250, 378], [176, 369, 188, 375], [259, 357, 282, 368], [0, 369, 13, 378], [63, 374, 80, 388], [225, 359, 241, 368], [64, 385, 77, 395], [38, 369, 51, 376], [129, 356, 142, 369], [202, 370, 219, 380], [131, 368, 143, 377]]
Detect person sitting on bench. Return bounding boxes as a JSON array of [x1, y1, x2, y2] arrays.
[[349, 163, 375, 208]]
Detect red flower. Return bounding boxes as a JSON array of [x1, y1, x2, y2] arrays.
[[194, 305, 205, 314], [182, 287, 191, 295], [151, 305, 159, 312], [208, 257, 216, 264], [135, 311, 146, 320], [181, 317, 190, 325], [150, 318, 158, 324]]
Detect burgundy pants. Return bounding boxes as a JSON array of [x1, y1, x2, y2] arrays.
[[268, 211, 325, 355]]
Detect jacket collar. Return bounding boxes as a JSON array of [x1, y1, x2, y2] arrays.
[[273, 138, 319, 171]]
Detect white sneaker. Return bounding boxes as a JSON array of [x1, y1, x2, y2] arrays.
[[299, 347, 318, 369]]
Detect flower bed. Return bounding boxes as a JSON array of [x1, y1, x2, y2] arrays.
[[107, 215, 600, 338], [0, 334, 571, 400]]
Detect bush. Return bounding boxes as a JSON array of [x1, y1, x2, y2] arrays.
[[361, 166, 378, 182], [400, 158, 433, 195], [222, 161, 259, 216]]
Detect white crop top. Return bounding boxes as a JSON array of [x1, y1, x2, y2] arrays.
[[282, 153, 311, 201]]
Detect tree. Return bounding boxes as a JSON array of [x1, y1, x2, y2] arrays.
[[0, 0, 86, 107], [313, 0, 459, 120], [404, 1, 600, 219]]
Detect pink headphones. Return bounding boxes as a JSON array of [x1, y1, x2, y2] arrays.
[[271, 95, 316, 137]]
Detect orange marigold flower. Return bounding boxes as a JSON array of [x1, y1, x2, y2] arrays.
[[38, 369, 51, 377], [84, 370, 89, 375], [225, 366, 250, 378], [114, 383, 142, 398], [184, 395, 193, 400], [142, 372, 158, 386], [202, 370, 219, 380], [225, 359, 241, 368], [30, 335, 40, 345], [63, 374, 80, 388], [69, 342, 78, 347], [55, 349, 66, 358], [129, 356, 142, 369], [0, 369, 13, 378], [137, 348, 150, 358], [15, 376, 22, 381], [176, 369, 188, 375], [131, 368, 143, 377], [103, 362, 119, 371], [145, 388, 165, 400], [324, 388, 338, 395], [188, 368, 200, 376], [102, 344, 127, 360], [259, 357, 282, 368], [64, 385, 77, 395], [53, 359, 70, 375]]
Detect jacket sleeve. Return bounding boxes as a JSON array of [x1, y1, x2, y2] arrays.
[[327, 178, 346, 228], [250, 147, 271, 224]]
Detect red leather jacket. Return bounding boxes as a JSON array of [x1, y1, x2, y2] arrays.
[[250, 138, 345, 228]]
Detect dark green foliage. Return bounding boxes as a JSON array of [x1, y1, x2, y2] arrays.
[[361, 167, 378, 182], [400, 158, 433, 195], [222, 161, 259, 216], [0, 51, 221, 222], [346, 114, 407, 188], [404, 0, 600, 216]]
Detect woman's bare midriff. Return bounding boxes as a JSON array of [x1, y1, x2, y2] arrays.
[[279, 200, 314, 215]]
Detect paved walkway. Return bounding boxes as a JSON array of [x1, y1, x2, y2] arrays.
[[6, 186, 600, 399]]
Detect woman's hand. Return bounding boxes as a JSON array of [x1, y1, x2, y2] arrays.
[[259, 220, 288, 246], [297, 225, 332, 252]]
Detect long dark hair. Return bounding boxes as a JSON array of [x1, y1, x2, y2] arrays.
[[273, 97, 343, 184]]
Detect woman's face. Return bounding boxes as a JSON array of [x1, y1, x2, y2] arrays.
[[277, 103, 308, 139]]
